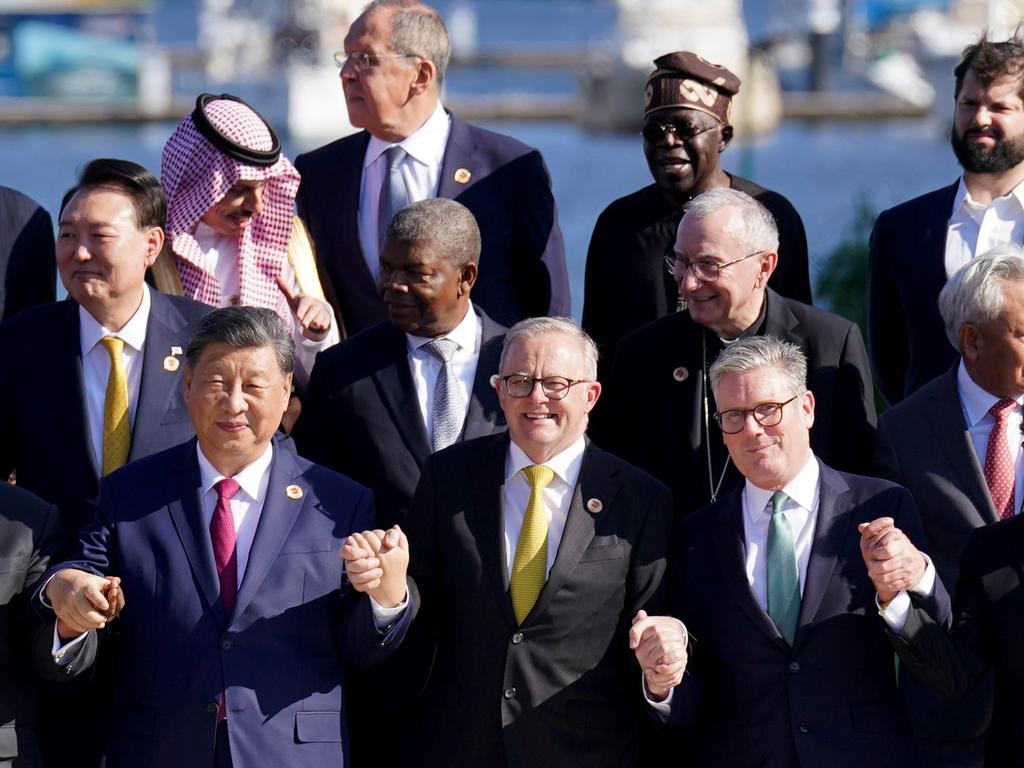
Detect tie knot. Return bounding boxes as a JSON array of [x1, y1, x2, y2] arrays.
[[523, 464, 555, 490], [385, 145, 406, 169], [990, 398, 1017, 420], [100, 335, 124, 359], [770, 490, 789, 515], [215, 477, 241, 503], [423, 337, 459, 363]]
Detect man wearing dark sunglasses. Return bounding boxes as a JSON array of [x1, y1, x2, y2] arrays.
[[583, 50, 811, 386]]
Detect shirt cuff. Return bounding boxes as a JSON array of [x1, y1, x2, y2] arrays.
[[877, 553, 936, 633], [51, 622, 89, 665], [642, 672, 674, 714], [369, 586, 409, 633]]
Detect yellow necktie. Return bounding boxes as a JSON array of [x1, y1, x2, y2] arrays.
[[100, 336, 130, 475], [510, 464, 555, 624]]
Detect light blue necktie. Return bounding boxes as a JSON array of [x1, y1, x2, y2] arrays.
[[423, 338, 464, 451], [766, 490, 800, 645], [378, 145, 410, 254]]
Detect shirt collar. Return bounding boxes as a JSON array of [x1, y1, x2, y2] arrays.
[[505, 434, 587, 488], [957, 358, 1024, 427], [78, 283, 151, 355], [951, 175, 1024, 214], [745, 453, 820, 525], [364, 101, 450, 170], [196, 440, 275, 500], [406, 301, 477, 355]]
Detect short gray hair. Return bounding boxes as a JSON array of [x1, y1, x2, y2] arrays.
[[938, 245, 1024, 351], [499, 317, 599, 381], [386, 198, 480, 266], [363, 0, 451, 86], [682, 187, 780, 255], [709, 335, 807, 399], [186, 306, 295, 376]]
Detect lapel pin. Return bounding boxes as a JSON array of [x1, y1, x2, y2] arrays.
[[171, 346, 183, 355], [163, 355, 180, 372], [672, 366, 689, 382], [586, 497, 603, 514], [285, 484, 303, 500], [454, 167, 472, 184]]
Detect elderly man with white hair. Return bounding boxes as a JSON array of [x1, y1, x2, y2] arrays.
[[873, 244, 1024, 768]]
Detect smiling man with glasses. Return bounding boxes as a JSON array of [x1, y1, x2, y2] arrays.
[[601, 187, 876, 520]]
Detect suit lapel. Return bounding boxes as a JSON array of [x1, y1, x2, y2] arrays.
[[55, 302, 101, 478], [130, 295, 185, 460], [437, 115, 478, 200], [470, 434, 516, 627], [372, 326, 432, 465], [463, 309, 506, 440]]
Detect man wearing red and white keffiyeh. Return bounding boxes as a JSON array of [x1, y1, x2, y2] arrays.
[[162, 94, 339, 386]]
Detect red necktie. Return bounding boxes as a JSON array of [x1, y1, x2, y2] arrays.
[[984, 398, 1017, 520], [210, 477, 240, 723]]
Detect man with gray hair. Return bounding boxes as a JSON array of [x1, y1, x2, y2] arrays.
[[295, 0, 568, 335], [872, 245, 1024, 767], [602, 187, 876, 519], [633, 334, 936, 767], [400, 315, 672, 766]]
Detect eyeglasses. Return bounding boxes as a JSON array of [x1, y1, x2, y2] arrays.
[[664, 251, 764, 281], [714, 394, 801, 434], [333, 51, 420, 73], [496, 374, 590, 400], [641, 121, 718, 144]]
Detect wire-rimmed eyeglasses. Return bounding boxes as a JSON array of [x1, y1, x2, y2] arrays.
[[664, 251, 764, 281], [333, 51, 420, 72]]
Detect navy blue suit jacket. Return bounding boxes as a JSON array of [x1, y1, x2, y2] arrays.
[[45, 438, 413, 768], [0, 186, 54, 322], [0, 292, 211, 552], [668, 463, 947, 767], [295, 113, 570, 334]]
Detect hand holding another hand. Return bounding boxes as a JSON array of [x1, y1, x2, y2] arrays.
[[858, 517, 927, 604], [629, 610, 688, 702], [340, 526, 409, 609], [46, 569, 126, 636]]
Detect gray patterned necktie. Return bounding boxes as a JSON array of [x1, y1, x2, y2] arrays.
[[423, 338, 465, 452], [377, 145, 410, 257], [766, 490, 800, 645]]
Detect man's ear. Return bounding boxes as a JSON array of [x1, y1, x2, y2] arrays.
[[719, 123, 734, 152]]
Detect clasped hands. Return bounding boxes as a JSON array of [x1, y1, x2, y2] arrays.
[[629, 609, 688, 702], [45, 569, 125, 641], [858, 516, 928, 604], [340, 526, 409, 609]]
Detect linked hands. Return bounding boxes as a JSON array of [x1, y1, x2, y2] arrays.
[[340, 526, 409, 609], [629, 610, 688, 702], [46, 569, 125, 640], [858, 517, 928, 604], [276, 276, 332, 341]]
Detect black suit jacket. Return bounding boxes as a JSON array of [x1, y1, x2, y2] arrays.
[[868, 181, 960, 405], [293, 306, 507, 527], [0, 484, 95, 768], [295, 113, 570, 334], [0, 292, 212, 552], [893, 514, 1024, 767], [401, 434, 672, 767], [0, 186, 55, 322], [600, 289, 876, 518], [669, 462, 944, 767]]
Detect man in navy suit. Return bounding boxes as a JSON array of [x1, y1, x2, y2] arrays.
[[869, 34, 1024, 405], [295, 0, 569, 334], [0, 185, 55, 322], [41, 306, 414, 768], [633, 336, 942, 767], [0, 159, 211, 554]]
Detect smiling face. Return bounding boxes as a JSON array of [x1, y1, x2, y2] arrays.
[[184, 342, 292, 476], [199, 179, 267, 236], [496, 332, 601, 464], [952, 68, 1024, 174], [643, 107, 732, 207], [961, 278, 1024, 398], [715, 364, 814, 491], [57, 186, 162, 329]]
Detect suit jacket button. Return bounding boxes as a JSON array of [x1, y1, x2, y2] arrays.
[[788, 661, 800, 673], [798, 722, 809, 734], [222, 638, 233, 651], [511, 632, 523, 645], [207, 703, 219, 715], [503, 687, 517, 700]]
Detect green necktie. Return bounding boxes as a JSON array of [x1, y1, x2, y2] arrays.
[[510, 465, 555, 624], [766, 490, 800, 645]]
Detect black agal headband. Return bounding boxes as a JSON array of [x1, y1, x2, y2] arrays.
[[190, 93, 281, 167]]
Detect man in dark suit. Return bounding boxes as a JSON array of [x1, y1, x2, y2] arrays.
[[41, 306, 414, 768], [601, 187, 874, 519], [869, 34, 1024, 405], [401, 317, 672, 766], [583, 51, 810, 384], [0, 185, 55, 321], [0, 159, 211, 554], [294, 198, 506, 528], [294, 0, 569, 334], [635, 336, 942, 767], [0, 483, 97, 768]]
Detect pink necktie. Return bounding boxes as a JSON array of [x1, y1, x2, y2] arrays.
[[984, 398, 1017, 520], [210, 477, 240, 723]]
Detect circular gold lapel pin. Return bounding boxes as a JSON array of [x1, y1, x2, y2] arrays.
[[672, 366, 689, 382], [454, 168, 472, 184], [285, 484, 303, 500], [586, 498, 603, 514], [163, 355, 180, 372]]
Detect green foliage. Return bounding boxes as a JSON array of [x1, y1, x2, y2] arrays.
[[814, 198, 875, 334]]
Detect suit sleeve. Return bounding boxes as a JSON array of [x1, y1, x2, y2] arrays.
[[765, 193, 812, 305], [867, 211, 907, 407], [515, 149, 570, 317], [3, 203, 55, 321], [290, 351, 337, 469], [872, 417, 903, 484], [832, 319, 877, 474], [582, 207, 618, 377]]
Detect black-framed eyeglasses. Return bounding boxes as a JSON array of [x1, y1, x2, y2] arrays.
[[664, 251, 764, 281], [713, 394, 801, 434], [641, 121, 718, 144], [496, 374, 590, 400], [333, 51, 420, 72]]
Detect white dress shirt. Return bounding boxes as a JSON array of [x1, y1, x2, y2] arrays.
[[358, 101, 451, 276], [945, 176, 1024, 279], [406, 303, 480, 445], [957, 359, 1024, 515], [501, 435, 586, 579], [80, 284, 150, 469]]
